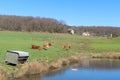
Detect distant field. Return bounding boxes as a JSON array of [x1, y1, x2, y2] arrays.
[[0, 31, 120, 67]]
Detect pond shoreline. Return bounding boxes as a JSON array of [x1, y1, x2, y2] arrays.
[[2, 53, 86, 80], [1, 52, 120, 80]]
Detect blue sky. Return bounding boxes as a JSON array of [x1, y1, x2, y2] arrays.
[[0, 0, 120, 27]]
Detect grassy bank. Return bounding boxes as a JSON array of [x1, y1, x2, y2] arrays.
[[0, 32, 120, 64], [9, 53, 85, 79], [0, 32, 86, 64], [0, 31, 120, 79]]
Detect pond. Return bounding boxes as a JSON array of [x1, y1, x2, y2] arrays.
[[15, 59, 120, 80]]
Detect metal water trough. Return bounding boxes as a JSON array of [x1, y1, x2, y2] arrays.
[[5, 50, 29, 65]]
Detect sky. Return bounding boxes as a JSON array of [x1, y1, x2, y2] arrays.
[[0, 0, 120, 27]]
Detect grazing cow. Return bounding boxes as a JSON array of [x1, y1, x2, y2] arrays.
[[62, 44, 72, 49], [43, 42, 52, 50], [62, 45, 67, 49], [31, 44, 42, 50], [68, 44, 72, 48]]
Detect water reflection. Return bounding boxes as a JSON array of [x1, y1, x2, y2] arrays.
[[14, 59, 120, 80], [41, 59, 120, 80], [11, 75, 41, 80], [79, 59, 120, 70]]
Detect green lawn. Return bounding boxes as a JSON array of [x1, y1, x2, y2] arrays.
[[0, 31, 120, 67]]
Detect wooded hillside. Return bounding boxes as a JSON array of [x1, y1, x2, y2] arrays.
[[0, 15, 120, 36], [0, 15, 69, 33]]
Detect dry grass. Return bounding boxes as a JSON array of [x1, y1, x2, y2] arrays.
[[49, 54, 83, 71], [60, 58, 70, 66], [16, 61, 49, 78], [91, 52, 120, 59], [68, 56, 80, 64], [49, 60, 63, 70], [6, 53, 84, 78], [15, 53, 120, 78], [0, 66, 6, 80]]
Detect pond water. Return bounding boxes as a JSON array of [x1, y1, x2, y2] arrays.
[[41, 59, 120, 80], [14, 59, 120, 80]]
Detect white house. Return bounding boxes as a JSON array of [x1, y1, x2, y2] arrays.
[[68, 29, 74, 35], [82, 32, 90, 36]]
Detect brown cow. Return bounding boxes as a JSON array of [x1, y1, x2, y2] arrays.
[[62, 44, 72, 49], [43, 42, 52, 50], [31, 44, 42, 50], [62, 45, 67, 49], [68, 44, 72, 49]]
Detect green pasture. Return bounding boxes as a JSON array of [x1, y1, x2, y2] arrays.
[[0, 32, 120, 67]]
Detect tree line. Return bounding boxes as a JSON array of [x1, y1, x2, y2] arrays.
[[0, 15, 69, 33], [0, 15, 120, 36], [73, 26, 120, 37]]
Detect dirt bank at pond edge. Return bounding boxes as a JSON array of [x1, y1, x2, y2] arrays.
[[91, 53, 120, 59], [1, 52, 120, 80], [6, 53, 86, 80]]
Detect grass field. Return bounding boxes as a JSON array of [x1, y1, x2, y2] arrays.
[[0, 31, 120, 67]]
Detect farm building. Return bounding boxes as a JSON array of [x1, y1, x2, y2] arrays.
[[82, 32, 90, 36], [68, 29, 75, 35]]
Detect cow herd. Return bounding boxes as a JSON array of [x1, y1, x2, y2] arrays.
[[62, 44, 72, 50], [31, 42, 71, 50], [31, 42, 52, 50]]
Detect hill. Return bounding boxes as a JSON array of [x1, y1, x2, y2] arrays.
[[0, 15, 69, 33]]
